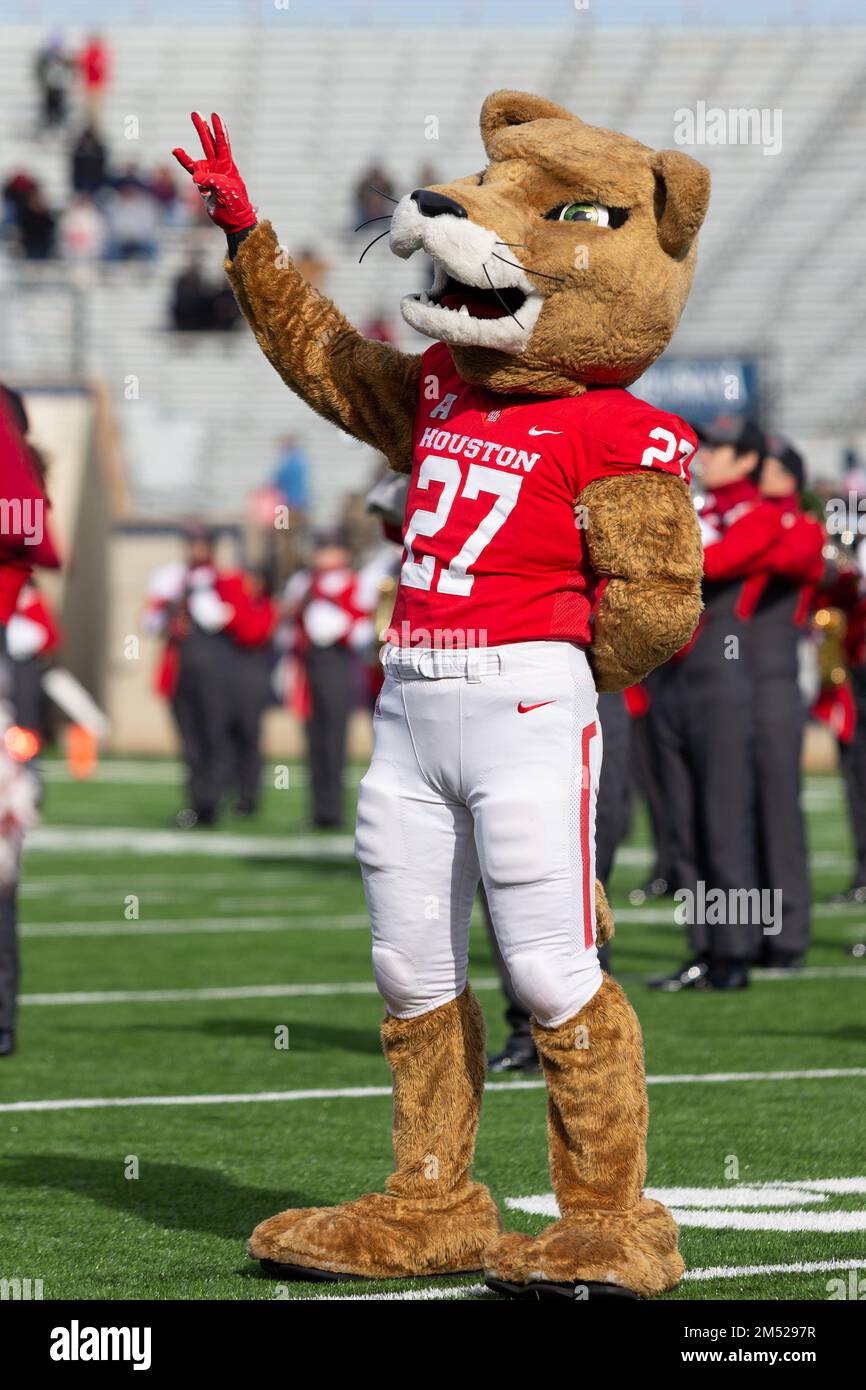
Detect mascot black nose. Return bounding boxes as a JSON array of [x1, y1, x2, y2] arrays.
[[411, 189, 468, 219]]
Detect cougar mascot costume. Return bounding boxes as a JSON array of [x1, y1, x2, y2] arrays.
[[174, 91, 709, 1299]]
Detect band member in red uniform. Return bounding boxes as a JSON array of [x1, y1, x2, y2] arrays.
[[5, 578, 63, 740], [650, 418, 775, 991], [145, 527, 276, 826], [814, 541, 866, 911], [225, 566, 278, 815], [284, 531, 390, 829], [0, 385, 61, 1057], [750, 438, 825, 967]]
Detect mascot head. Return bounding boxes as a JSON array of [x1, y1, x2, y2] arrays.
[[390, 90, 710, 397]]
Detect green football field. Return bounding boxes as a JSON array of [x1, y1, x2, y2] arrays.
[[1, 759, 864, 1302]]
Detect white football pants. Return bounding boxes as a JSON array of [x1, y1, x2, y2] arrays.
[[355, 641, 603, 1026]]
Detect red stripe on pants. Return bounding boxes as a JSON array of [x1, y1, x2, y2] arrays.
[[580, 720, 598, 949]]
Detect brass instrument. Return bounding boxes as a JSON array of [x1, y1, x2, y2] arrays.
[[813, 606, 848, 688]]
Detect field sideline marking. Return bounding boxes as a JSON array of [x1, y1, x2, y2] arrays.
[[301, 1258, 866, 1299], [20, 917, 372, 939], [3, 1068, 865, 1114], [18, 964, 866, 1001], [22, 825, 859, 873], [27, 827, 357, 859]]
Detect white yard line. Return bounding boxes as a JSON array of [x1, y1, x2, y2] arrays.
[[18, 979, 417, 1006], [38, 763, 368, 787], [19, 825, 866, 878], [300, 1258, 866, 1299], [684, 1257, 866, 1281], [21, 917, 371, 939], [17, 962, 866, 993], [26, 827, 356, 858], [3, 1067, 864, 1115]]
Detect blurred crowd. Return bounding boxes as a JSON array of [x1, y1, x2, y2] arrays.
[[2, 46, 439, 344], [1, 32, 213, 267]]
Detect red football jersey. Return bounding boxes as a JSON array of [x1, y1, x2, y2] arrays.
[[387, 343, 697, 648]]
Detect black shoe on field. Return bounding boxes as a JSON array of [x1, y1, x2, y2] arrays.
[[757, 951, 805, 972], [628, 876, 672, 907], [706, 959, 750, 991], [648, 958, 709, 992], [488, 1036, 540, 1074], [0, 1029, 16, 1057]]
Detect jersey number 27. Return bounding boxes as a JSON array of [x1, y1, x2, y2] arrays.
[[400, 455, 522, 597]]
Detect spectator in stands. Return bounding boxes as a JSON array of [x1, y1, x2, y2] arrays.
[[17, 187, 56, 260], [105, 181, 159, 261], [58, 193, 107, 262], [170, 253, 240, 330], [362, 309, 396, 344], [2, 171, 39, 229], [273, 434, 311, 522], [150, 165, 182, 222], [111, 162, 150, 195], [77, 33, 111, 125], [352, 161, 395, 230], [71, 125, 108, 195], [293, 246, 330, 291], [34, 33, 73, 131]]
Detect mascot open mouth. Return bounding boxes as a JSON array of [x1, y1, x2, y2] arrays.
[[429, 275, 527, 321], [400, 252, 544, 353]]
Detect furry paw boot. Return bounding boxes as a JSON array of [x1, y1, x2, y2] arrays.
[[250, 986, 501, 1280], [484, 976, 683, 1299]]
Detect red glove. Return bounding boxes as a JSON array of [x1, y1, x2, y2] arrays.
[[172, 112, 256, 234]]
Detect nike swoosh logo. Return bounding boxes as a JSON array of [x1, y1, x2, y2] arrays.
[[517, 700, 557, 714], [528, 426, 562, 436]]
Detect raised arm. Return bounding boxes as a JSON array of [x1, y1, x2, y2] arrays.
[[581, 472, 704, 692], [173, 113, 421, 472]]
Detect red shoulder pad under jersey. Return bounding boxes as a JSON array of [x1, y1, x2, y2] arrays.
[[568, 389, 698, 492]]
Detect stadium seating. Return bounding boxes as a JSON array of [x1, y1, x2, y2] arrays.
[[1, 23, 865, 515]]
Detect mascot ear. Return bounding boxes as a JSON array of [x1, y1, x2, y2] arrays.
[[651, 150, 711, 259], [480, 89, 578, 156]]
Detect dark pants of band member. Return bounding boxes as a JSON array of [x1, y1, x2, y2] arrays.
[[753, 673, 810, 958], [0, 888, 18, 1032], [483, 690, 631, 1041], [13, 657, 46, 734], [227, 647, 273, 810], [632, 666, 678, 886], [171, 630, 234, 817], [305, 644, 351, 826], [839, 665, 866, 885], [648, 627, 759, 962]]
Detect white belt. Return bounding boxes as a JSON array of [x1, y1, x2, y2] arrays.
[[382, 645, 503, 683]]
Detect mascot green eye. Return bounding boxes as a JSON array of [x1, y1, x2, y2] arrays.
[[558, 202, 610, 225]]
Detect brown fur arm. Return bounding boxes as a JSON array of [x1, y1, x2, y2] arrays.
[[225, 221, 421, 472], [581, 472, 703, 692]]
